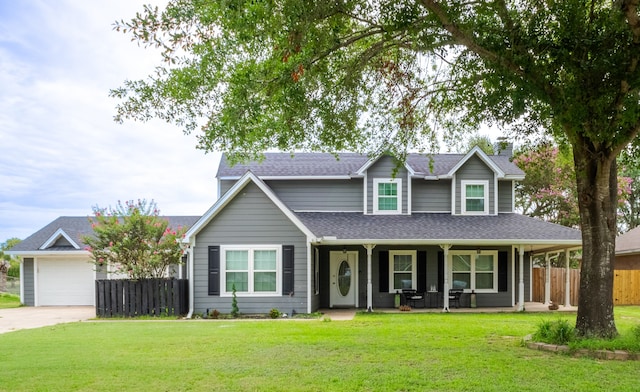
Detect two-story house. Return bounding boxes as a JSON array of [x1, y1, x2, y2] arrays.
[[183, 147, 582, 315], [9, 147, 582, 312]]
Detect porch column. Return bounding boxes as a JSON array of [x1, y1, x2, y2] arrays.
[[440, 244, 452, 312], [364, 244, 375, 312], [564, 249, 571, 308], [544, 253, 551, 305], [518, 246, 525, 312]]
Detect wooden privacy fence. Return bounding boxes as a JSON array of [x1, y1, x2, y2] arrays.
[[532, 267, 580, 306], [613, 270, 640, 305], [95, 278, 188, 318]]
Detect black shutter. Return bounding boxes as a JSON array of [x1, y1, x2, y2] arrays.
[[417, 251, 427, 293], [208, 246, 220, 296], [498, 251, 508, 292], [283, 245, 295, 295], [437, 251, 444, 292], [379, 250, 389, 292]]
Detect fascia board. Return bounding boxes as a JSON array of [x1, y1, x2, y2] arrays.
[[8, 250, 90, 256], [218, 175, 357, 181], [446, 146, 506, 178], [314, 238, 582, 247]]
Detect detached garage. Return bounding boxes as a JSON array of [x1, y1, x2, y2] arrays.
[[10, 219, 100, 307], [8, 215, 199, 307]]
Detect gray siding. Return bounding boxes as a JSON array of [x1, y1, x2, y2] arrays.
[[455, 155, 495, 215], [193, 182, 309, 314], [219, 180, 234, 197], [366, 156, 408, 214], [22, 258, 34, 306], [266, 179, 363, 212], [412, 179, 451, 212], [498, 181, 513, 213]]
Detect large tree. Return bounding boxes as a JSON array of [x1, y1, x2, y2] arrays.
[[112, 1, 640, 338]]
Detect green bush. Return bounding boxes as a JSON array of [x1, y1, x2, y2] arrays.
[[269, 308, 282, 319], [533, 318, 575, 345]]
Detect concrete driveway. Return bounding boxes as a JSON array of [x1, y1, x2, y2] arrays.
[[0, 306, 95, 334]]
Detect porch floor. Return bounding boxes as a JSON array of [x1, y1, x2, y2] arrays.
[[321, 302, 577, 321]]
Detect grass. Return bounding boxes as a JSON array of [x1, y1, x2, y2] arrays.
[[0, 293, 21, 309], [1, 308, 639, 391]]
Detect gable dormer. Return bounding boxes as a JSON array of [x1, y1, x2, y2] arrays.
[[447, 146, 505, 216], [39, 228, 81, 250], [358, 155, 412, 215]]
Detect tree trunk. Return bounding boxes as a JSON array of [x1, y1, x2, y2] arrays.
[[573, 143, 618, 338]]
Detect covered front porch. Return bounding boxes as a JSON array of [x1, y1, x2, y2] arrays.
[[312, 242, 581, 313]]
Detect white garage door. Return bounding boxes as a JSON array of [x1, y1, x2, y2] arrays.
[[38, 258, 95, 306]]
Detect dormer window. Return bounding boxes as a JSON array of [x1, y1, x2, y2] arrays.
[[461, 180, 489, 214], [374, 178, 402, 214]]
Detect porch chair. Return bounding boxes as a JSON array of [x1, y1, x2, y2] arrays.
[[402, 289, 425, 308], [449, 289, 464, 308]]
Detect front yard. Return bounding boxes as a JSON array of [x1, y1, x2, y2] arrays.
[[1, 308, 639, 391]]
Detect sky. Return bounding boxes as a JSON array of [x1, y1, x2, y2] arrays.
[[0, 1, 219, 242]]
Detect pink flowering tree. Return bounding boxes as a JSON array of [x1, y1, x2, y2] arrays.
[[514, 143, 632, 231], [513, 143, 580, 228], [83, 199, 186, 279]]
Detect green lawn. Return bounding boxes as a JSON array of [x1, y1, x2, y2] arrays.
[[0, 293, 21, 308], [1, 308, 639, 391]]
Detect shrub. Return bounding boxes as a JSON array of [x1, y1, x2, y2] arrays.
[[209, 309, 220, 319], [269, 308, 282, 319], [230, 284, 239, 318], [533, 318, 575, 345]]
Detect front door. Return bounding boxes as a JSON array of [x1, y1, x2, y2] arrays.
[[329, 251, 358, 308]]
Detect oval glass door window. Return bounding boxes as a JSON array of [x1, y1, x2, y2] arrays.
[[337, 260, 351, 297]]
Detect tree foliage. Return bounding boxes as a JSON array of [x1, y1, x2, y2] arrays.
[[112, 1, 640, 338], [0, 238, 21, 278], [513, 143, 580, 228], [83, 200, 186, 280], [618, 147, 640, 232]]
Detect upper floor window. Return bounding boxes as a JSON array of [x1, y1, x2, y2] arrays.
[[374, 178, 402, 214], [461, 180, 489, 214]]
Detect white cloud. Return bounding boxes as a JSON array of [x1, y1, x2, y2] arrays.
[[0, 1, 218, 241]]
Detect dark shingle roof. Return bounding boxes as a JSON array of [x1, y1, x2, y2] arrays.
[[616, 226, 640, 254], [295, 212, 581, 242], [217, 152, 524, 178], [10, 216, 200, 252]]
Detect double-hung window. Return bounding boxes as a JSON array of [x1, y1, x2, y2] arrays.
[[374, 178, 402, 214], [222, 246, 280, 295], [389, 250, 416, 292], [450, 251, 497, 292], [461, 180, 489, 214]]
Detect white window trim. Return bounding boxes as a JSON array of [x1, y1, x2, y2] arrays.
[[220, 245, 281, 296], [449, 250, 498, 293], [373, 178, 402, 214], [461, 180, 489, 215], [388, 250, 417, 293]]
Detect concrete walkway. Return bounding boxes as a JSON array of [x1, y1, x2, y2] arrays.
[[0, 306, 95, 334]]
